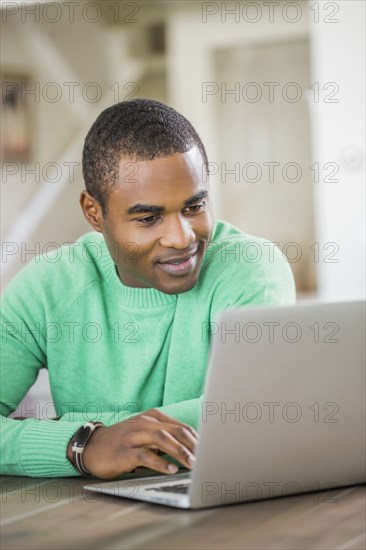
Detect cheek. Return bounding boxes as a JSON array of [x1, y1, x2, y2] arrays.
[[199, 211, 214, 236], [104, 224, 141, 252], [122, 232, 159, 265], [131, 231, 157, 253]]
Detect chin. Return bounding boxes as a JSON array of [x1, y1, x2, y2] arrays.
[[158, 276, 198, 295]]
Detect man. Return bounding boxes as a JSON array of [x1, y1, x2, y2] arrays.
[[1, 99, 295, 480]]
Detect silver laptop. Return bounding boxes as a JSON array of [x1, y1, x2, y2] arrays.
[[85, 300, 366, 509]]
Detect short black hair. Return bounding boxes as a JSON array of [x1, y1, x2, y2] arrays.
[[82, 99, 208, 217]]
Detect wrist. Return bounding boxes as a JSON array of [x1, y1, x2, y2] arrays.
[[82, 424, 105, 473], [68, 422, 104, 476]]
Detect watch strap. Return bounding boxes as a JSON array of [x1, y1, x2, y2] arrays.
[[71, 421, 104, 476]]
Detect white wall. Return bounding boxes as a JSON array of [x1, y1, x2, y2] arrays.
[[309, 0, 365, 300]]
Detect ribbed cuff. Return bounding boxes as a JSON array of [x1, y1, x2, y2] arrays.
[[19, 410, 138, 478], [19, 420, 82, 477]]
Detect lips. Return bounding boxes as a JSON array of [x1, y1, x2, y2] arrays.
[[156, 248, 199, 276], [157, 248, 198, 265]]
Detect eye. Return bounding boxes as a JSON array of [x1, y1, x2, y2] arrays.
[[137, 215, 161, 225], [184, 202, 206, 213]]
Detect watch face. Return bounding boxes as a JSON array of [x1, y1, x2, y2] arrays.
[[74, 425, 92, 447]]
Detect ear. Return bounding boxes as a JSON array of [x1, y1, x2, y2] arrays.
[[80, 190, 103, 233]]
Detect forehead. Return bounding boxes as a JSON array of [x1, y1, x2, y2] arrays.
[[110, 147, 206, 209]]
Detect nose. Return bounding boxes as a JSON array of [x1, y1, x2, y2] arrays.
[[159, 214, 196, 249]]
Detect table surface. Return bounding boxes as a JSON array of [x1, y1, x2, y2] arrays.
[[1, 472, 365, 550]]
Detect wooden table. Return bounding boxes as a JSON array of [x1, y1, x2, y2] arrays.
[[1, 473, 365, 550]]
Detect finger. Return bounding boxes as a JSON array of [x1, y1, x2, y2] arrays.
[[131, 447, 180, 475], [128, 429, 195, 470], [168, 424, 198, 454], [144, 409, 199, 439], [148, 422, 197, 454], [127, 413, 199, 455], [151, 429, 196, 470], [138, 419, 198, 454]]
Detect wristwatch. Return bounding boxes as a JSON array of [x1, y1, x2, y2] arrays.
[[70, 421, 104, 476]]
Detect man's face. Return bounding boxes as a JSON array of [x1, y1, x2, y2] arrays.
[[81, 147, 214, 295]]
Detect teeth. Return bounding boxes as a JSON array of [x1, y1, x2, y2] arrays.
[[163, 251, 196, 265]]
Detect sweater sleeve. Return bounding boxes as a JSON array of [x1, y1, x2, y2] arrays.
[[156, 397, 203, 430], [209, 236, 296, 321], [0, 261, 135, 478]]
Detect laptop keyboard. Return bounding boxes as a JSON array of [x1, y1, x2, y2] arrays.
[[145, 482, 190, 494]]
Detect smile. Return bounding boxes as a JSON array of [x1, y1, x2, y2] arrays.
[[156, 250, 198, 276]]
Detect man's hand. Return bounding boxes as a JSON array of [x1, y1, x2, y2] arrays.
[[68, 409, 198, 479]]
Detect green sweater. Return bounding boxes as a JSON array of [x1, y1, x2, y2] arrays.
[[1, 220, 295, 477]]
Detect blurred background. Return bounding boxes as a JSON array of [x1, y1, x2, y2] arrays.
[[1, 0, 365, 412]]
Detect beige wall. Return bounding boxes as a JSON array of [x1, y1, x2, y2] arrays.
[[309, 0, 365, 300]]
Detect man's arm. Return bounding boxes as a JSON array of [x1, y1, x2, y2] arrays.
[[1, 262, 197, 479], [1, 324, 198, 479]]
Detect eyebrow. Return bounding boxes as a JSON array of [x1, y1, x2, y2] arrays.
[[126, 189, 208, 215]]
